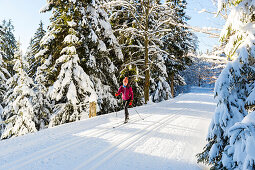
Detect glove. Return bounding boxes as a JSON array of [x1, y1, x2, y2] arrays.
[[129, 100, 133, 106], [115, 93, 119, 97]]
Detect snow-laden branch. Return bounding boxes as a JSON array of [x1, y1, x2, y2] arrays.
[[105, 0, 220, 38], [122, 59, 145, 67], [114, 27, 144, 35], [198, 8, 228, 20], [121, 45, 145, 49], [152, 21, 221, 38], [103, 0, 145, 30]]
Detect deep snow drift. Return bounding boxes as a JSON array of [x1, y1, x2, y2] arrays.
[[0, 87, 215, 170]]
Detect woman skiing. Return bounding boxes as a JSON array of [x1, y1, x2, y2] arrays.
[[115, 77, 133, 123]]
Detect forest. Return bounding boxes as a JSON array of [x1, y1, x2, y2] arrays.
[[1, 0, 255, 169]]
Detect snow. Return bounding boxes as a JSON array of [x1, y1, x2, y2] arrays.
[[242, 111, 255, 124], [40, 32, 55, 45], [0, 87, 214, 169], [34, 49, 47, 59], [98, 40, 107, 51], [89, 92, 98, 103], [67, 82, 78, 105], [246, 87, 255, 106], [64, 34, 79, 44], [89, 30, 98, 43], [225, 111, 255, 169], [61, 46, 77, 55], [246, 136, 255, 158], [67, 20, 76, 27]]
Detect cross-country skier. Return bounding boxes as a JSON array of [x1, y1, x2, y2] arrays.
[[115, 77, 133, 123]]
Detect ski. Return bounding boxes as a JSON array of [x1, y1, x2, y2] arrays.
[[113, 121, 128, 128]]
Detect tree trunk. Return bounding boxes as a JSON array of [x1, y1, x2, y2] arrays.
[[171, 73, 174, 98], [144, 0, 150, 104], [198, 75, 201, 87]]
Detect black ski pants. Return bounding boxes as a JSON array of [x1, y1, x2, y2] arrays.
[[123, 99, 131, 120]]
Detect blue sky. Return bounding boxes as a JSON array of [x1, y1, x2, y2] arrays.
[[186, 0, 224, 53], [0, 0, 50, 52], [0, 0, 223, 53]]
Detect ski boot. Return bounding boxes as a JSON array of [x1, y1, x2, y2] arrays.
[[124, 115, 129, 123]]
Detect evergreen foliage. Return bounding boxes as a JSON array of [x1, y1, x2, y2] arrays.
[[0, 43, 39, 139], [37, 0, 123, 127], [160, 0, 197, 98], [0, 27, 11, 105], [0, 0, 199, 139], [0, 20, 17, 76], [197, 0, 255, 169], [25, 21, 46, 79]]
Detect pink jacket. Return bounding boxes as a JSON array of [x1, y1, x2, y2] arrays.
[[117, 85, 133, 101]]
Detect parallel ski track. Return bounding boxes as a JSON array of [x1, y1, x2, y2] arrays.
[[0, 115, 109, 159], [1, 114, 152, 170], [0, 109, 148, 160], [1, 99, 181, 169], [74, 108, 186, 170], [0, 99, 180, 159]]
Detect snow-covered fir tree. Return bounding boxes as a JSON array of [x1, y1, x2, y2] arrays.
[[159, 0, 197, 98], [197, 0, 255, 169], [0, 43, 39, 139], [25, 21, 46, 79], [0, 26, 11, 106], [37, 0, 123, 126], [222, 111, 255, 169], [48, 19, 97, 127], [0, 50, 11, 133], [0, 24, 12, 136], [31, 64, 52, 129], [0, 24, 3, 43], [77, 0, 124, 114], [0, 20, 17, 76], [0, 52, 11, 103]]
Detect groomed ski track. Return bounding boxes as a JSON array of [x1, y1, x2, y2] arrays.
[[0, 87, 215, 170]]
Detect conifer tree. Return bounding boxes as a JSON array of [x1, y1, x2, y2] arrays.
[[0, 20, 17, 76], [183, 53, 226, 88], [197, 0, 255, 169], [161, 0, 196, 97], [0, 51, 11, 133], [33, 69, 52, 129], [0, 43, 39, 139], [47, 18, 97, 126], [0, 25, 3, 44], [0, 25, 12, 135], [0, 26, 11, 105], [0, 51, 11, 104], [25, 21, 46, 78], [37, 0, 123, 126]]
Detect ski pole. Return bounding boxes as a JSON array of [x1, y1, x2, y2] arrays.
[[115, 108, 118, 117], [134, 109, 144, 120]]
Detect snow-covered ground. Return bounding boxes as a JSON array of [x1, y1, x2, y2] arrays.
[[0, 87, 215, 170]]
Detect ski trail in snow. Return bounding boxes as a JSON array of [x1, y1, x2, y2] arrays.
[[2, 114, 152, 170], [0, 88, 214, 170], [90, 111, 186, 170], [74, 109, 185, 170]]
